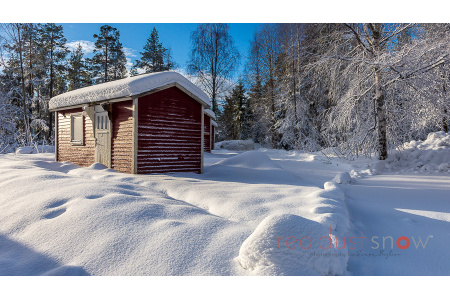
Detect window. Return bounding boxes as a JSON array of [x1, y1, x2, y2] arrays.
[[71, 113, 84, 145], [96, 112, 109, 131]]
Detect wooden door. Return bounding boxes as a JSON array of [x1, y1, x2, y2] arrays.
[[95, 111, 111, 167]]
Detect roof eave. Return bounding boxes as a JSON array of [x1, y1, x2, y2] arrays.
[[49, 82, 211, 111], [49, 96, 133, 112]]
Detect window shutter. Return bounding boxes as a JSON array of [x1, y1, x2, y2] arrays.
[[71, 114, 84, 145]]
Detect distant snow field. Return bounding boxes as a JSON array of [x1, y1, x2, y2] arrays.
[[1, 132, 449, 275]]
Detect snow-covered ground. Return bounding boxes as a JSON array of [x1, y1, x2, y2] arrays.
[[0, 132, 449, 275]]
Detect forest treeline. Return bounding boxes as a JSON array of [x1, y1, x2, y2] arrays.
[[0, 23, 449, 160]]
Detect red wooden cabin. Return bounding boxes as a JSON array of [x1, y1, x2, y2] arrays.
[[211, 119, 217, 150], [203, 109, 217, 152], [49, 72, 212, 174]]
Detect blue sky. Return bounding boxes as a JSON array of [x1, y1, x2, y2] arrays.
[[59, 23, 261, 76]]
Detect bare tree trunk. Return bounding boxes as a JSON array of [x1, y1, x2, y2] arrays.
[[105, 41, 108, 82], [17, 24, 29, 145], [48, 30, 54, 140], [28, 28, 33, 98], [211, 76, 216, 113], [212, 24, 218, 114], [444, 109, 448, 133], [443, 82, 448, 133], [270, 77, 277, 148], [374, 67, 388, 159], [293, 60, 299, 150], [372, 24, 388, 160]]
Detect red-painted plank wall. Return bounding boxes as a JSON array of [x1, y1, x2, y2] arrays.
[[204, 114, 211, 153], [211, 126, 215, 150], [137, 87, 202, 173]]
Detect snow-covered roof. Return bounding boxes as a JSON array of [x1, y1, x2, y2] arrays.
[[49, 71, 211, 111], [204, 109, 216, 119], [211, 120, 218, 127]]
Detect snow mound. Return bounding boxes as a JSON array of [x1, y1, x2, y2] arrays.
[[15, 146, 55, 155], [237, 214, 348, 275], [333, 172, 352, 184], [381, 131, 450, 174], [87, 163, 109, 170], [311, 182, 350, 233], [49, 71, 211, 110], [215, 139, 254, 151], [15, 147, 34, 154], [215, 151, 281, 170]]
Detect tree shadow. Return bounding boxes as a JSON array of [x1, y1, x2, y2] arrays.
[[0, 235, 89, 276], [31, 160, 80, 174]]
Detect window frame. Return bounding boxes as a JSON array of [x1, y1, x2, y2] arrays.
[[70, 112, 84, 146]]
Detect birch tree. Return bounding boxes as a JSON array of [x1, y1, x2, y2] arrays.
[[311, 23, 450, 159], [188, 23, 240, 114]]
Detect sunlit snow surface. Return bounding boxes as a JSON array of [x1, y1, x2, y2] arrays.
[[1, 133, 449, 275]]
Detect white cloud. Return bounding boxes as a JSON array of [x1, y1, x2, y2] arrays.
[[66, 40, 96, 54], [123, 47, 138, 58], [123, 47, 139, 76]]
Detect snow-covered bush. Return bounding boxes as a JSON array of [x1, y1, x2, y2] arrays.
[[376, 131, 450, 174], [215, 139, 254, 151]]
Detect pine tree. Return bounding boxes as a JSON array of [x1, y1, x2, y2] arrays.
[[91, 25, 127, 83], [220, 81, 247, 140], [246, 77, 262, 142], [37, 23, 69, 140], [110, 38, 127, 80], [133, 27, 175, 74], [67, 43, 91, 91]]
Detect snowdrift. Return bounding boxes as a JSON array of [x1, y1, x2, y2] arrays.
[[215, 140, 254, 151], [15, 145, 55, 155], [333, 172, 352, 184], [381, 131, 450, 174], [237, 214, 348, 276], [1, 148, 353, 276], [206, 151, 301, 186], [0, 154, 240, 275], [215, 151, 281, 170]]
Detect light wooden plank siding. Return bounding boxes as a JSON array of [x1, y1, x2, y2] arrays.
[[137, 86, 202, 174], [57, 108, 95, 167], [203, 114, 211, 152], [111, 100, 134, 173]]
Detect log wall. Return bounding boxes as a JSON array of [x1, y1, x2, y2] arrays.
[[111, 100, 134, 173], [137, 87, 202, 173], [57, 108, 95, 167]]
